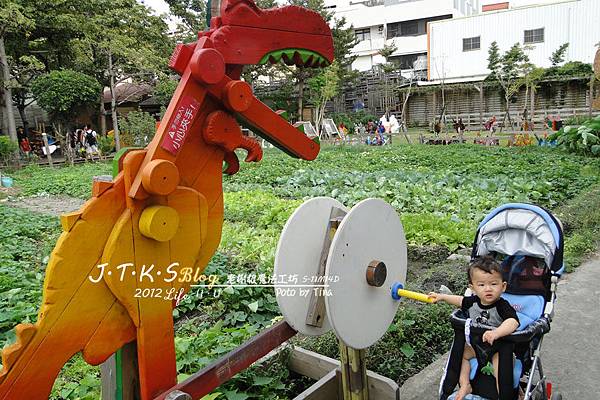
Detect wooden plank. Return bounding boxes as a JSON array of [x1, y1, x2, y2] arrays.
[[153, 321, 297, 400], [305, 208, 346, 328], [293, 370, 338, 400], [120, 342, 140, 400], [100, 353, 117, 400], [288, 347, 338, 379], [288, 347, 399, 400]]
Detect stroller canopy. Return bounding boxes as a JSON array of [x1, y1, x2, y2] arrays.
[[473, 203, 564, 276]]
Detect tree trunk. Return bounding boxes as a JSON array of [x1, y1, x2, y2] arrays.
[[1, 97, 7, 135], [0, 36, 17, 142], [531, 88, 536, 129], [109, 52, 121, 151], [400, 91, 412, 143], [99, 94, 107, 135], [297, 74, 304, 122], [17, 104, 29, 136]]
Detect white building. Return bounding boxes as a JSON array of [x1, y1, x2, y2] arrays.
[[428, 0, 600, 82], [328, 0, 576, 74], [326, 0, 479, 73]]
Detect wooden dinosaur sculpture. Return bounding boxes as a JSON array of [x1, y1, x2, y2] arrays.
[[0, 1, 333, 398]]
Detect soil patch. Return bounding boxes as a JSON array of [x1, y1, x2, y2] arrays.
[[3, 194, 85, 216]]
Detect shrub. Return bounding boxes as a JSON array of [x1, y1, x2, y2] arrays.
[[0, 136, 18, 166], [549, 115, 600, 156], [331, 110, 377, 132], [119, 110, 157, 147], [97, 135, 114, 157]]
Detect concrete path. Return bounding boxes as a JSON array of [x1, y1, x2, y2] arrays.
[[399, 255, 600, 399], [543, 255, 600, 398]]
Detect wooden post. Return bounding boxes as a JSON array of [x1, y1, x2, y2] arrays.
[[339, 342, 351, 400], [41, 132, 53, 168], [339, 342, 368, 400], [432, 91, 437, 128], [101, 342, 140, 400], [590, 75, 595, 117], [479, 83, 484, 134]]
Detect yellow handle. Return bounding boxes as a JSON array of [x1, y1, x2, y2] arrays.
[[396, 289, 434, 304]]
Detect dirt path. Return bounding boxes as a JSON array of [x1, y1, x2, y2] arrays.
[[399, 253, 600, 400], [2, 194, 85, 216]]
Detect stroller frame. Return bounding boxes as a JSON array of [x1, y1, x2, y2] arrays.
[[440, 204, 564, 400]]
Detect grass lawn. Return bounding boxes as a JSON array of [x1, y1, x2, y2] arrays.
[[1, 143, 599, 398]]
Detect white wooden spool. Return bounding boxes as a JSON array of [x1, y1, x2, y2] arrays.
[[274, 197, 408, 348], [274, 197, 348, 336]]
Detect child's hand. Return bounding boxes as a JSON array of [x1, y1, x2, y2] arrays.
[[428, 292, 442, 303], [482, 329, 499, 345]]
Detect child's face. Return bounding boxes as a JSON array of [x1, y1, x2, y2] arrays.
[[468, 268, 506, 305]]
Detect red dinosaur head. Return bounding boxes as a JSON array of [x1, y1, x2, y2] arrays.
[[210, 0, 334, 68], [166, 0, 334, 162]]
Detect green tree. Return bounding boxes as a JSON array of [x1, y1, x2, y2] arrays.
[[487, 41, 501, 75], [153, 76, 180, 107], [331, 16, 358, 81], [10, 55, 45, 134], [487, 42, 531, 131], [550, 43, 569, 66], [70, 0, 173, 149], [281, 0, 356, 120], [308, 61, 340, 136], [119, 110, 157, 147], [165, 0, 207, 42], [2, 0, 97, 140], [0, 0, 34, 143], [31, 69, 101, 131]]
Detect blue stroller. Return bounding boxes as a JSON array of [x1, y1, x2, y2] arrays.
[[439, 204, 564, 400]]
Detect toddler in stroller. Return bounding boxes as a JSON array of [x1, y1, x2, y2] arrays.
[[429, 255, 520, 400], [437, 204, 564, 400]]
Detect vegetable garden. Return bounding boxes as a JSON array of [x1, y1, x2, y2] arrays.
[[1, 143, 600, 399]]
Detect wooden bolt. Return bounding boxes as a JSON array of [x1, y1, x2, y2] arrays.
[[366, 260, 387, 287], [139, 205, 180, 242], [165, 390, 192, 400], [141, 159, 180, 196], [189, 48, 225, 84], [223, 80, 253, 112]]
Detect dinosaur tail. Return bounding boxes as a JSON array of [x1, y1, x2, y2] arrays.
[[0, 179, 130, 399], [0, 319, 83, 399]]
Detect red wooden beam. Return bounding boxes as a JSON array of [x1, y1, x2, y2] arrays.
[[482, 2, 509, 12], [153, 321, 297, 400]]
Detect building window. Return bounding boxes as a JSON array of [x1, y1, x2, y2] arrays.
[[463, 36, 480, 51], [401, 20, 420, 36], [355, 28, 371, 42], [524, 28, 544, 44], [387, 14, 452, 39], [388, 52, 427, 70]]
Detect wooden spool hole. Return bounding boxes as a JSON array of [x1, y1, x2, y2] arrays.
[[139, 205, 180, 242], [141, 159, 180, 196]]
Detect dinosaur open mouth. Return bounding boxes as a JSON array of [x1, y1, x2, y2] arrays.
[[259, 48, 330, 68]]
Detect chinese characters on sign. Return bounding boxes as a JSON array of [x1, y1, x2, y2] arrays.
[[161, 96, 201, 155]]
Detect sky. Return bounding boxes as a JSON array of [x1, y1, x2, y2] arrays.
[[139, 0, 171, 15]]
